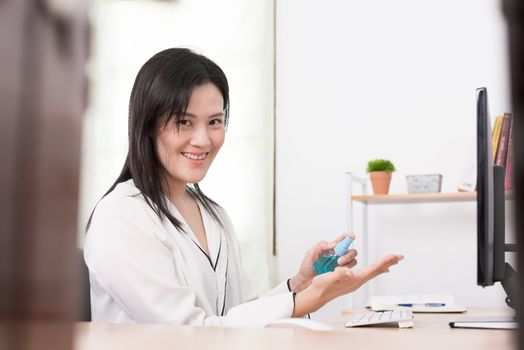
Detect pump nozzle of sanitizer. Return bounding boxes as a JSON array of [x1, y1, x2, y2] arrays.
[[313, 236, 353, 275]]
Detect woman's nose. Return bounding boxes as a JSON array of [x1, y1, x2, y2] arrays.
[[190, 126, 211, 147]]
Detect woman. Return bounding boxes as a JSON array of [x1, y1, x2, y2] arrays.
[[83, 48, 403, 327]]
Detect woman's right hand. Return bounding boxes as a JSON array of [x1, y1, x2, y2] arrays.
[[292, 254, 404, 317]]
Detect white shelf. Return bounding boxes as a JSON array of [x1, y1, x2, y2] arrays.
[[352, 191, 513, 204], [352, 192, 476, 204]]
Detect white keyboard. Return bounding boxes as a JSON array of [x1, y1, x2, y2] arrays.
[[345, 310, 414, 328]]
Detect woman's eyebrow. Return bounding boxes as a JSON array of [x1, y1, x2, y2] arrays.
[[181, 112, 225, 118], [208, 112, 225, 119]]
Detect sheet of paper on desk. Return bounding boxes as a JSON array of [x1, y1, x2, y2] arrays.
[[367, 293, 466, 313], [366, 293, 455, 307], [372, 304, 467, 313]]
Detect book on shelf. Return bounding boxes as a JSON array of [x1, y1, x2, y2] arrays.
[[491, 115, 504, 159], [494, 113, 512, 166], [505, 113, 513, 190], [458, 112, 513, 192], [505, 142, 513, 190]]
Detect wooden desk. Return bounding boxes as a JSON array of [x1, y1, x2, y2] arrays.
[[73, 308, 516, 350]]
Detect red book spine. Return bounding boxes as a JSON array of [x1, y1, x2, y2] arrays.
[[495, 114, 512, 166], [505, 114, 513, 190]]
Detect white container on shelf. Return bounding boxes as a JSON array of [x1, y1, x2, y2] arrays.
[[406, 174, 443, 193]]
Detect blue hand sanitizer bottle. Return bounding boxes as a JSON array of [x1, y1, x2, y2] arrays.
[[313, 236, 353, 275]]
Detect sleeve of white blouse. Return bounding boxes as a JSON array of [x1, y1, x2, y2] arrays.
[[84, 194, 294, 327]]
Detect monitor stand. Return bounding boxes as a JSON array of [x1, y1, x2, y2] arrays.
[[501, 262, 518, 309]]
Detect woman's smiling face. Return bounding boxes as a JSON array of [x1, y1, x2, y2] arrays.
[[155, 83, 226, 191]]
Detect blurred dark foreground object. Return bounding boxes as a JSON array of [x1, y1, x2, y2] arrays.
[[0, 0, 89, 350], [502, 0, 524, 349]]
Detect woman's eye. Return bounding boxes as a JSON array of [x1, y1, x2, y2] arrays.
[[210, 119, 223, 126], [178, 119, 191, 126]]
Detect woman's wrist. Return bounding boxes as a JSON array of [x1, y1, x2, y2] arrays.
[[288, 274, 310, 293], [291, 285, 324, 317]]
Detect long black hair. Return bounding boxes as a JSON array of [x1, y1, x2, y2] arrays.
[[87, 48, 230, 232]]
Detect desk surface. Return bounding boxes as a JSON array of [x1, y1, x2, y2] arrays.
[[73, 308, 516, 350]]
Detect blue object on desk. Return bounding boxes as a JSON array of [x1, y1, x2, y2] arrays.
[[397, 303, 446, 307]]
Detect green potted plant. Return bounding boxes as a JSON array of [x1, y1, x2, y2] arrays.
[[367, 159, 396, 195]]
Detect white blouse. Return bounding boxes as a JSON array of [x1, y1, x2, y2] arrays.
[[83, 179, 293, 327]]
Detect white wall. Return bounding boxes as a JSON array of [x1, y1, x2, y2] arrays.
[[275, 0, 513, 317]]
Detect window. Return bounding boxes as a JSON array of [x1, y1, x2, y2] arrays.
[[80, 0, 275, 292]]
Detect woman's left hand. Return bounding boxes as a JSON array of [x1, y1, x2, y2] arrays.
[[289, 233, 357, 293]]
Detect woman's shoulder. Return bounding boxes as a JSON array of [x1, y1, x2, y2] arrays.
[[90, 179, 151, 225], [86, 180, 169, 252], [107, 178, 141, 198]]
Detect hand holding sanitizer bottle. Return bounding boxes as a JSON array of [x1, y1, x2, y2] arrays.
[[313, 236, 353, 275]]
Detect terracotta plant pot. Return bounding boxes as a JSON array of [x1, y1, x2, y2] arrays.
[[369, 171, 392, 195]]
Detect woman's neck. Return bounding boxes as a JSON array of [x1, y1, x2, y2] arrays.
[[163, 176, 190, 204]]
